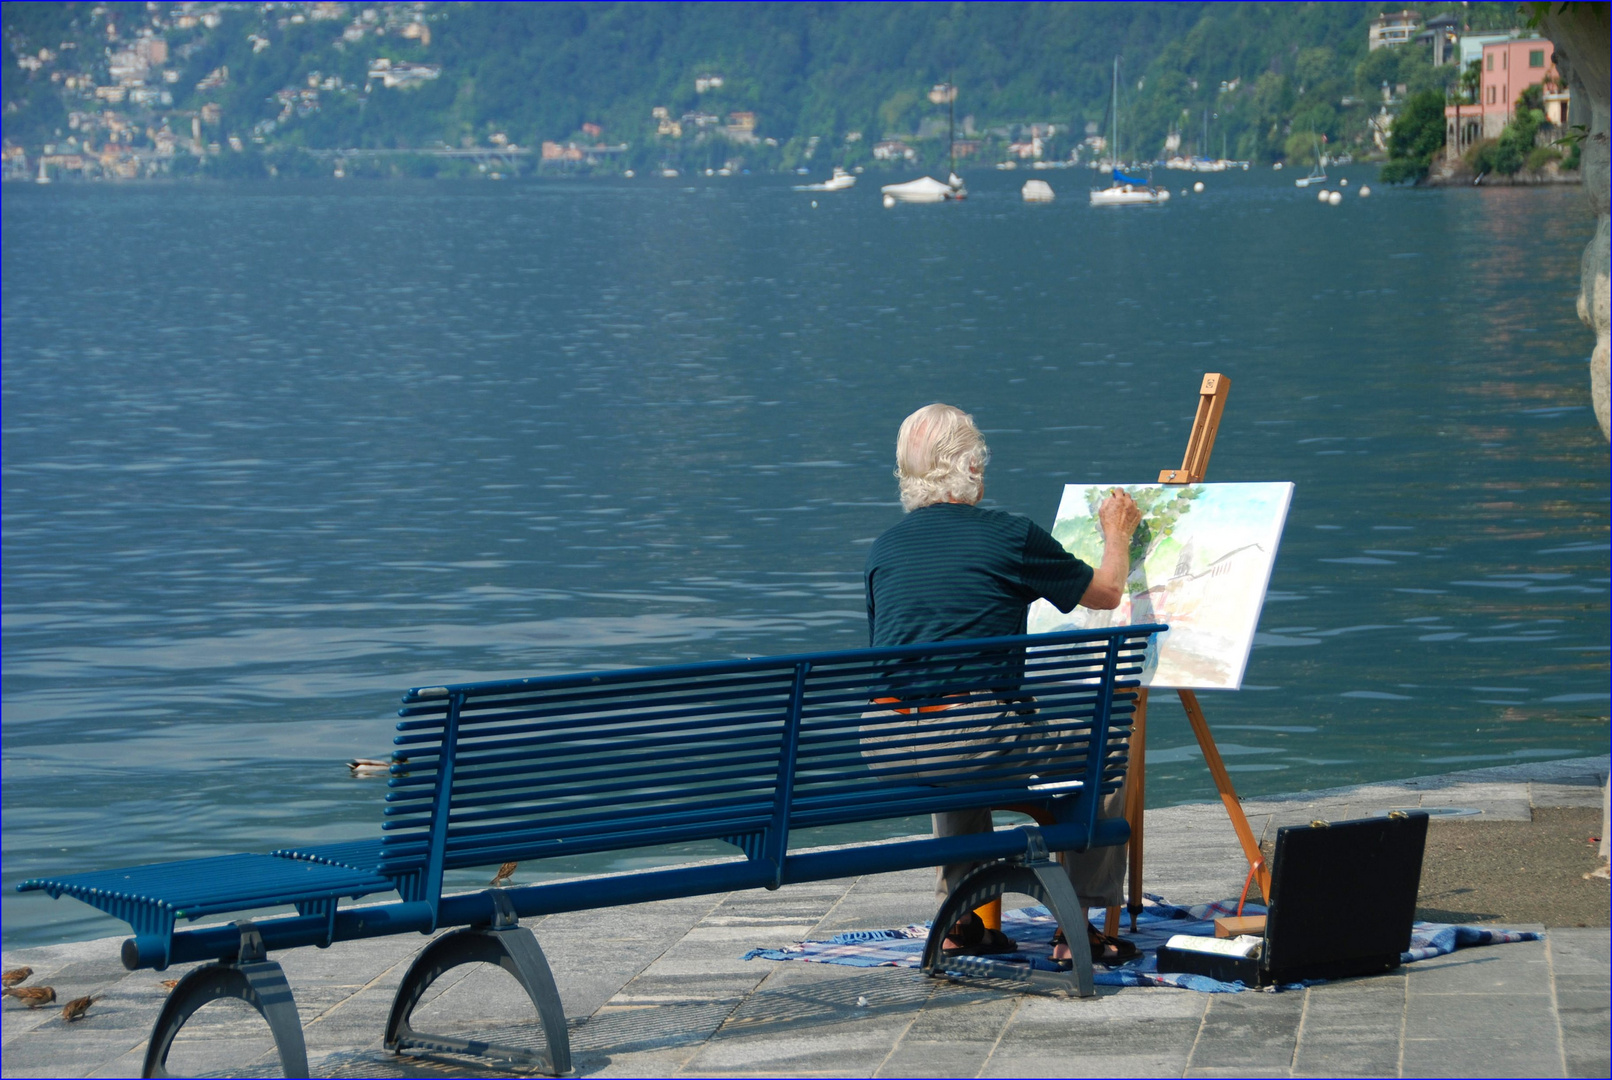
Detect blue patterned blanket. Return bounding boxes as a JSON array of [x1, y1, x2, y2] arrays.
[[742, 896, 1542, 993]]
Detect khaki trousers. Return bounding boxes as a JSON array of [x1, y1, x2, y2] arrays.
[[858, 699, 1129, 908]]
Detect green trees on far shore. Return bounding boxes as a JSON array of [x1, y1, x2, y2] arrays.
[[1379, 90, 1447, 183], [0, 0, 1540, 175]]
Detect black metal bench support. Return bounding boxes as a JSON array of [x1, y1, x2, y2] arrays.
[[920, 828, 1097, 998], [384, 890, 573, 1076], [141, 923, 310, 1079]]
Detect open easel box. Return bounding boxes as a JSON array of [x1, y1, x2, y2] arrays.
[[1156, 811, 1429, 987]]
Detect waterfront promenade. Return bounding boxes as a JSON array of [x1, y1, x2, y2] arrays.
[[3, 756, 1606, 1079]]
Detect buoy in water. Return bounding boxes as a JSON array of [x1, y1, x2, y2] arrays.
[[1327, 190, 1343, 205], [1338, 177, 1349, 187], [882, 194, 896, 209], [1274, 162, 1284, 170], [1318, 189, 1330, 202], [811, 200, 818, 208], [1358, 185, 1371, 197], [1193, 181, 1204, 193]]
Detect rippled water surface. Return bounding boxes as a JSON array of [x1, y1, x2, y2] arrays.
[[3, 170, 1606, 946]]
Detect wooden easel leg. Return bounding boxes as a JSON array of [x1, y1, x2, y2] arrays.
[[1110, 688, 1149, 934], [1177, 689, 1272, 901]]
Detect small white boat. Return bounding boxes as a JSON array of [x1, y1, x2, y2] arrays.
[[1090, 181, 1169, 206], [793, 167, 856, 192], [880, 175, 957, 203], [1021, 179, 1055, 202], [1294, 133, 1327, 187], [1087, 58, 1167, 206]]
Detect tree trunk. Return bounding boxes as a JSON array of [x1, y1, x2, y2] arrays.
[[1539, 3, 1611, 440]]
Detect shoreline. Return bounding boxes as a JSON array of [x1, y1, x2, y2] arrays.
[[4, 754, 1605, 957], [1424, 158, 1583, 186]]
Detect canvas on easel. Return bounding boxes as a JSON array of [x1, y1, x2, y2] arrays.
[[1027, 481, 1293, 690], [1011, 373, 1293, 929]]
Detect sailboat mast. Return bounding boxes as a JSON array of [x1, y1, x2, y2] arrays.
[[1111, 56, 1119, 171], [949, 74, 956, 176]]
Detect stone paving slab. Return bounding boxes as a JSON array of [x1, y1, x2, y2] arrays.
[[2, 756, 1605, 1079]]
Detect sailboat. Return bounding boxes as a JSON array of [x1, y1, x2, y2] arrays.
[[882, 79, 965, 203], [1293, 132, 1327, 187], [1090, 58, 1168, 206]]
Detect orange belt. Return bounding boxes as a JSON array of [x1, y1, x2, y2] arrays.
[[872, 695, 968, 715]]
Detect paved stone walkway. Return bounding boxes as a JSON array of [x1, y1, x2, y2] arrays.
[[3, 756, 1606, 1079]]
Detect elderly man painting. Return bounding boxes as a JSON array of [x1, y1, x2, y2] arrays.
[[864, 402, 1142, 964]]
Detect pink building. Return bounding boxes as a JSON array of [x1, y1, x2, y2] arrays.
[[1445, 37, 1562, 157]]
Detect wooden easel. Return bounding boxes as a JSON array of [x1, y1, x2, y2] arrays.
[[1104, 372, 1273, 936]]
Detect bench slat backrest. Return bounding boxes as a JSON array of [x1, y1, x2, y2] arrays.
[[790, 632, 1142, 830], [385, 626, 1160, 906]]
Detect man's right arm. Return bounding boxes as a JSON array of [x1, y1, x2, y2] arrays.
[[1079, 489, 1141, 610]]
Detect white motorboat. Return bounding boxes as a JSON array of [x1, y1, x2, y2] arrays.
[[1021, 179, 1055, 202], [880, 175, 956, 203], [881, 81, 969, 204], [793, 167, 856, 192]]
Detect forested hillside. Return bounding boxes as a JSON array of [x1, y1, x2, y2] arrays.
[[3, 1, 1523, 176]]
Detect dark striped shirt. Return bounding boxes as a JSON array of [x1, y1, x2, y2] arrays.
[[865, 502, 1094, 648]]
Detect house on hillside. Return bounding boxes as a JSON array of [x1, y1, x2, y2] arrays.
[[1444, 37, 1565, 156], [1369, 10, 1422, 50], [1414, 13, 1459, 65], [366, 59, 441, 90]]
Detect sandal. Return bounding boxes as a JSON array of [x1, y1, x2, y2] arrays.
[[942, 912, 1019, 956], [1087, 922, 1140, 966], [1051, 924, 1140, 966]]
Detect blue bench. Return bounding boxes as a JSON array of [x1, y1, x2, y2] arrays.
[[19, 624, 1159, 1077]]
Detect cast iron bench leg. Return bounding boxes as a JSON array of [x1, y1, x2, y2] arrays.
[[384, 890, 572, 1076], [921, 827, 1097, 998], [142, 923, 309, 1079]]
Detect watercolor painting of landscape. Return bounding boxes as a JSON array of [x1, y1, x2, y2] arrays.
[[1027, 482, 1295, 690]]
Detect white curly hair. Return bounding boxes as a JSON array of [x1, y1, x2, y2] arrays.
[[894, 403, 989, 511]]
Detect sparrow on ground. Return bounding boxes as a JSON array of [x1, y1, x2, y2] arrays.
[[1, 967, 32, 988], [490, 861, 518, 887], [60, 994, 98, 1022], [3, 985, 56, 1008]]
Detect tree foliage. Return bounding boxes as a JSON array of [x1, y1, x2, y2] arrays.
[[1379, 89, 1445, 183]]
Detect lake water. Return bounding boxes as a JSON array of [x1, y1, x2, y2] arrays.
[[3, 168, 1606, 948]]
